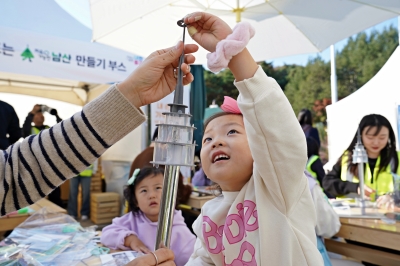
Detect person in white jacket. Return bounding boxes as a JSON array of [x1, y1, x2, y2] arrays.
[[305, 171, 341, 238], [182, 12, 323, 265], [305, 171, 341, 266]]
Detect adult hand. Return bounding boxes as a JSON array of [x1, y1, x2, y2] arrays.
[[125, 235, 151, 254], [376, 194, 394, 210], [126, 248, 175, 266], [184, 12, 258, 82], [183, 12, 232, 53], [30, 104, 41, 115], [118, 42, 198, 109], [357, 184, 376, 197]]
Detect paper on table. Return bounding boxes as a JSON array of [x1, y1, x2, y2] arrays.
[[100, 251, 138, 266]]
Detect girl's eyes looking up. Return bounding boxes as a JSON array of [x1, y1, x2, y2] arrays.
[[203, 129, 239, 143]]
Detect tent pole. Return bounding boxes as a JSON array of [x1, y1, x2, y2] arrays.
[[330, 44, 338, 104]]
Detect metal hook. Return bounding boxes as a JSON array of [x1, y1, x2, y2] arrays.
[[177, 19, 186, 27], [172, 19, 187, 107]]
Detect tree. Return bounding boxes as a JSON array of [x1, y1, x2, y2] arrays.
[[336, 26, 398, 98], [284, 56, 331, 122], [204, 62, 294, 106], [204, 69, 236, 106]]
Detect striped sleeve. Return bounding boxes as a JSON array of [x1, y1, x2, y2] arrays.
[[0, 84, 146, 216]]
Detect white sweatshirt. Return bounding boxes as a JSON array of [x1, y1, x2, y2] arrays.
[[186, 67, 323, 265]]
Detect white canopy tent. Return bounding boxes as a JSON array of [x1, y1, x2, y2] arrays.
[[89, 0, 400, 64], [326, 46, 400, 169], [0, 24, 142, 106], [0, 0, 146, 194]]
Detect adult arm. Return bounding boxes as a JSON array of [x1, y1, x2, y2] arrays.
[[1, 86, 146, 216], [101, 214, 140, 250], [322, 162, 359, 197]]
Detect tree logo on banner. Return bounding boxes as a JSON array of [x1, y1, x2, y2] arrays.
[[21, 47, 34, 62]]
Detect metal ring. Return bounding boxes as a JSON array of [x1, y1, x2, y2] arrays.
[[150, 252, 159, 266], [177, 19, 186, 27]]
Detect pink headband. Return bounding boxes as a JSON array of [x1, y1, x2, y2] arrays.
[[221, 96, 241, 114]]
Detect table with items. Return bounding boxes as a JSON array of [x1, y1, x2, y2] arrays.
[[326, 201, 400, 266], [0, 207, 137, 266]]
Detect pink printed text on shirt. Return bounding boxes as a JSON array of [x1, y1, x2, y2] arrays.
[[202, 200, 259, 265]]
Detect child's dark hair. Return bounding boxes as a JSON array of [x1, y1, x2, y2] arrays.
[[298, 109, 313, 126], [124, 167, 164, 214]]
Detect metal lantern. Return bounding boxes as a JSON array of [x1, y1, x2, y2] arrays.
[[151, 20, 196, 249], [352, 128, 368, 215]]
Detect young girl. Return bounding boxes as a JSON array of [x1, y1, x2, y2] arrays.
[[180, 12, 322, 265], [101, 167, 196, 266], [323, 114, 399, 200]]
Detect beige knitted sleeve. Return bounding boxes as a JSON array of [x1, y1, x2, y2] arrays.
[[0, 84, 146, 215]]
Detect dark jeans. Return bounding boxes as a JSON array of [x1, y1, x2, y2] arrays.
[[67, 176, 91, 217]]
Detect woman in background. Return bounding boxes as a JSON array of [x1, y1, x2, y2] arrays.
[[323, 114, 400, 201]]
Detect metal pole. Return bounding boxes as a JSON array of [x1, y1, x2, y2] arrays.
[[155, 165, 181, 249], [353, 128, 367, 215], [330, 44, 338, 104], [141, 105, 148, 150], [358, 163, 366, 215]]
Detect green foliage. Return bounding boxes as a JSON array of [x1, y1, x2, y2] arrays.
[[204, 68, 236, 106], [336, 26, 398, 98], [204, 62, 294, 106], [284, 57, 331, 122]]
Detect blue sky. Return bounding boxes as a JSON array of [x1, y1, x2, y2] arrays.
[[270, 17, 398, 67]]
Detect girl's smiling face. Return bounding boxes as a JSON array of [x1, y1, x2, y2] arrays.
[[201, 114, 253, 191], [362, 126, 389, 159]]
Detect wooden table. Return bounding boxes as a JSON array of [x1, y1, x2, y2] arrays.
[[178, 194, 215, 216], [0, 198, 66, 231], [326, 207, 400, 266]]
